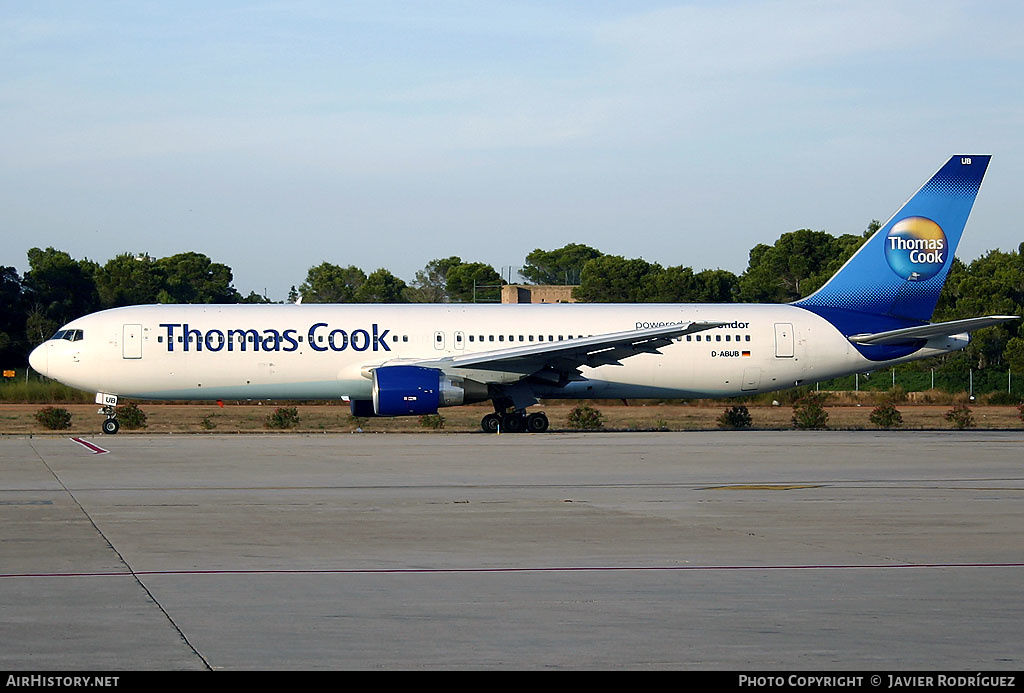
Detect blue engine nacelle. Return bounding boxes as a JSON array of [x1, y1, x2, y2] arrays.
[[369, 365, 488, 416], [372, 365, 441, 416]]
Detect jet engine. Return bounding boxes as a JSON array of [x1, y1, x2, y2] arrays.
[[362, 365, 488, 417]]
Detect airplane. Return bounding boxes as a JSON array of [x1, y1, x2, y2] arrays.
[[28, 155, 1019, 434]]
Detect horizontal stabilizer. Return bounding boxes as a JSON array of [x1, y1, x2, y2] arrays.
[[848, 315, 1019, 345]]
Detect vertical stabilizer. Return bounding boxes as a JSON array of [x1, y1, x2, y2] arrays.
[[794, 155, 990, 326]]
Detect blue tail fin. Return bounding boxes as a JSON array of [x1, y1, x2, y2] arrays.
[[794, 155, 990, 328]]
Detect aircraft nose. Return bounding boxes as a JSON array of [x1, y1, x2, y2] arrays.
[[28, 343, 47, 377]]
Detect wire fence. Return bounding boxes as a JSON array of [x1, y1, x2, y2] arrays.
[[816, 368, 1022, 399]]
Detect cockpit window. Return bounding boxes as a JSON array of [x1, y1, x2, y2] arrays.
[[51, 330, 67, 340], [51, 329, 83, 342]]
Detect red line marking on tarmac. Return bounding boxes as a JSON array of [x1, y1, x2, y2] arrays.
[[69, 438, 109, 455], [2, 562, 1022, 580]]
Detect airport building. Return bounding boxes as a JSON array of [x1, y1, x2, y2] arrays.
[[500, 284, 578, 304]]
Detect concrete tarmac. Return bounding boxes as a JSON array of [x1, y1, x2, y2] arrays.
[[1, 431, 1022, 670]]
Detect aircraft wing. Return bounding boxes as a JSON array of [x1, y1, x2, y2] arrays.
[[848, 315, 1020, 346], [391, 322, 725, 385]]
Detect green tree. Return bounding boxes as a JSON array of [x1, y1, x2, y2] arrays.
[[23, 248, 100, 327], [356, 269, 408, 303], [1005, 337, 1024, 373], [934, 245, 1024, 369], [406, 256, 463, 303], [521, 243, 604, 285], [0, 266, 25, 362], [692, 269, 740, 303], [93, 253, 165, 308], [573, 256, 660, 302], [738, 229, 860, 303], [298, 263, 367, 303], [155, 252, 240, 304], [644, 266, 738, 303], [445, 262, 503, 302], [25, 304, 58, 349], [798, 232, 868, 297], [238, 291, 273, 304]]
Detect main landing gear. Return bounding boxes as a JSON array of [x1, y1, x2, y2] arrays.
[[480, 410, 549, 434]]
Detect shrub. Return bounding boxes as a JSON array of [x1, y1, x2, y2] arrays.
[[869, 401, 903, 429], [199, 415, 217, 430], [888, 385, 907, 403], [567, 405, 604, 430], [265, 406, 300, 429], [986, 391, 1021, 406], [717, 405, 752, 429], [418, 413, 445, 429], [792, 392, 829, 430], [1018, 403, 1024, 424], [116, 402, 148, 430], [34, 406, 72, 430], [944, 403, 975, 430]]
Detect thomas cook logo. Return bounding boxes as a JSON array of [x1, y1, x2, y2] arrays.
[[884, 217, 947, 281]]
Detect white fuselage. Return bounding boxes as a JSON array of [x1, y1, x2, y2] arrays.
[[30, 303, 967, 402]]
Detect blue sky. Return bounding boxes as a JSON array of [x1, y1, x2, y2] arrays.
[[2, 1, 1022, 300]]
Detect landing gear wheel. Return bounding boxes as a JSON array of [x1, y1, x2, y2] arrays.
[[525, 412, 549, 433], [501, 413, 526, 433], [481, 413, 501, 434], [101, 418, 120, 435]]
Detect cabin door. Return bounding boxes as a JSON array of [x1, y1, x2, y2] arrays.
[[774, 323, 794, 358], [122, 324, 142, 359]]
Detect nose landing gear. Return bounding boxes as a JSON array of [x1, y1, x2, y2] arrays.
[[99, 405, 119, 434], [101, 416, 120, 435]]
